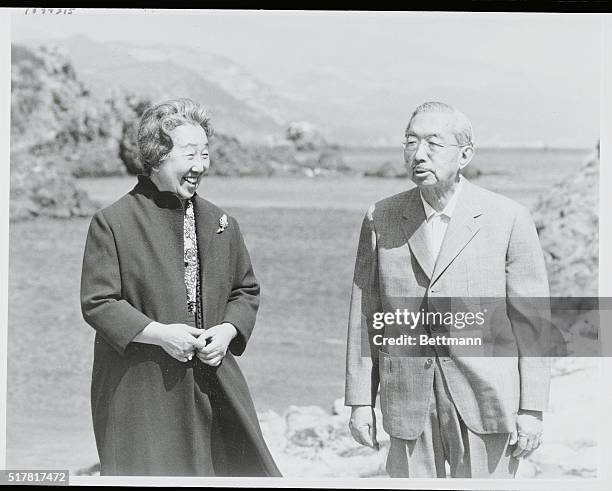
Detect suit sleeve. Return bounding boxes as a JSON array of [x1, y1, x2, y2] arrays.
[[223, 216, 260, 356], [81, 211, 154, 356], [506, 204, 552, 411], [345, 206, 383, 407]]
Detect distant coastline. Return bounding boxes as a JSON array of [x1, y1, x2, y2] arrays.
[[339, 145, 593, 152]]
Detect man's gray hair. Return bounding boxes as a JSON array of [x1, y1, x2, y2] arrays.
[[137, 98, 213, 176], [409, 101, 474, 146]]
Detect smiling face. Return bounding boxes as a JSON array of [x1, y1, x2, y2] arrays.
[[150, 123, 210, 200], [404, 111, 473, 190]]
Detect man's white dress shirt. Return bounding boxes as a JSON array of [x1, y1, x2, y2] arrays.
[[419, 177, 464, 261]]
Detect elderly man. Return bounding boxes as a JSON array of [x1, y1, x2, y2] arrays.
[[345, 102, 550, 478]]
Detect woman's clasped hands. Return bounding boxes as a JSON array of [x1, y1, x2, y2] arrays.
[[145, 321, 238, 365]]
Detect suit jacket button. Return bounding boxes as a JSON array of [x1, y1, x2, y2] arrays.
[[425, 358, 433, 368]]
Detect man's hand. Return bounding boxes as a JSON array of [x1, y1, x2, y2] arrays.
[[510, 409, 543, 459], [349, 405, 379, 450], [194, 322, 238, 366]]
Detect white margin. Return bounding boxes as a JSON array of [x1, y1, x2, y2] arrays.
[[598, 11, 612, 491], [3, 9, 611, 490], [0, 8, 11, 472]]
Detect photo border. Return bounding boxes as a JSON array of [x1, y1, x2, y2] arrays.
[[2, 8, 611, 489]]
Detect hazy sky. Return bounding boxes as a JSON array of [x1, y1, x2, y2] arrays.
[[11, 11, 602, 83], [11, 10, 603, 146]]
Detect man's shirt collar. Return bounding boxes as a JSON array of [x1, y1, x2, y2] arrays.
[[420, 176, 464, 221]]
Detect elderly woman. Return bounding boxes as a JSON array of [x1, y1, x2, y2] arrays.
[[81, 98, 280, 477]]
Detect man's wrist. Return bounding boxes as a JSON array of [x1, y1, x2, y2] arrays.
[[350, 405, 372, 412]]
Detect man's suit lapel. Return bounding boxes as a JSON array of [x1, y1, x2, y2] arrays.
[[401, 189, 434, 280], [430, 180, 482, 286]]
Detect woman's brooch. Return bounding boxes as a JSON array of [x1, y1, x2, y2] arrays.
[[216, 214, 229, 234]]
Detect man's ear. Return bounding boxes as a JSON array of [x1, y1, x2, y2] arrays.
[[458, 145, 474, 169]]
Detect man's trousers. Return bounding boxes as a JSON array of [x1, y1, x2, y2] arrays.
[[385, 359, 520, 478]]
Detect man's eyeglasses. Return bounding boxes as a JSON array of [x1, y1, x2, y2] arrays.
[[402, 137, 472, 155]]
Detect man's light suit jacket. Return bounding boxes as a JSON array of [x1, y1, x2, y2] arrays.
[[345, 179, 551, 439]]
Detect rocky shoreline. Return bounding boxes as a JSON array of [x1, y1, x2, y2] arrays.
[[10, 45, 353, 222], [75, 357, 597, 479], [260, 358, 597, 479]]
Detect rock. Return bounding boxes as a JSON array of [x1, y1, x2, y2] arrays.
[[517, 459, 539, 478], [316, 150, 352, 174], [522, 358, 599, 478], [11, 44, 143, 178], [280, 121, 352, 176], [268, 402, 389, 477], [208, 135, 295, 177], [286, 121, 328, 151], [258, 409, 287, 454], [284, 405, 335, 447], [528, 442, 597, 478], [74, 367, 599, 479], [117, 96, 151, 175], [290, 149, 352, 177], [10, 44, 146, 220], [206, 136, 352, 178], [364, 160, 482, 179], [364, 160, 407, 178], [269, 375, 597, 477], [531, 149, 599, 357], [532, 151, 598, 297], [10, 151, 97, 221]]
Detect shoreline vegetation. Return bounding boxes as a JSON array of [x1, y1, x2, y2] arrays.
[[8, 42, 600, 478]]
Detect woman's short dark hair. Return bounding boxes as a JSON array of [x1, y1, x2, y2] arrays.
[[137, 98, 213, 175]]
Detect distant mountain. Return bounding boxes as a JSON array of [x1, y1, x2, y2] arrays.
[[22, 35, 307, 143], [278, 65, 598, 148], [120, 42, 309, 127], [13, 33, 597, 148]]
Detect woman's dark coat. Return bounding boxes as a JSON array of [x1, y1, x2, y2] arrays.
[[80, 176, 281, 477]]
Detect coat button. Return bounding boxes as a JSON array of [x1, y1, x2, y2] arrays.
[[425, 358, 433, 368]]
